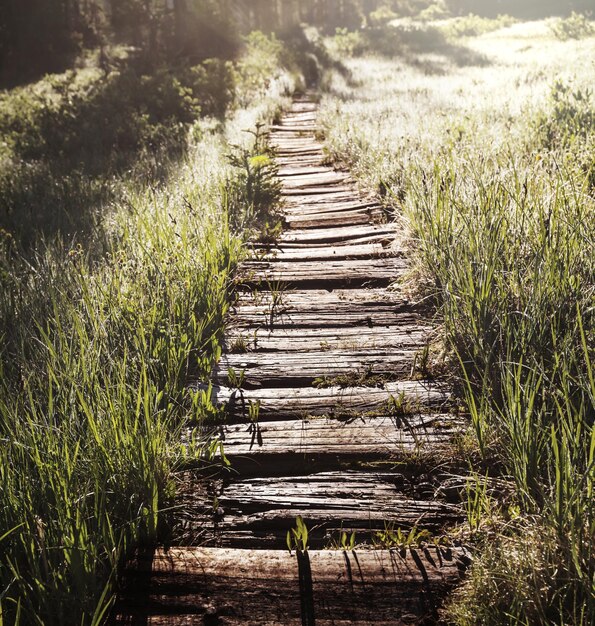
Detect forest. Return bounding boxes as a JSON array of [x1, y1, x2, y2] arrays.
[[0, 1, 594, 625]]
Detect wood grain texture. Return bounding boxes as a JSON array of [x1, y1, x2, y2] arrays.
[[215, 349, 421, 387], [224, 325, 432, 352], [194, 380, 451, 422], [115, 547, 470, 625]]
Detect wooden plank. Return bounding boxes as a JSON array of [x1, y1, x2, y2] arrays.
[[234, 287, 400, 307], [277, 224, 398, 245], [215, 349, 421, 387], [175, 470, 464, 547], [283, 194, 378, 208], [275, 156, 325, 167], [279, 172, 349, 188], [282, 201, 382, 218], [115, 547, 469, 625], [251, 243, 387, 262], [284, 211, 386, 230], [230, 288, 423, 329], [277, 166, 330, 177], [230, 308, 420, 331], [238, 257, 406, 288], [282, 191, 363, 205], [281, 185, 355, 198], [273, 148, 323, 158], [269, 125, 317, 132], [195, 380, 450, 421], [191, 414, 465, 476], [224, 325, 431, 352]]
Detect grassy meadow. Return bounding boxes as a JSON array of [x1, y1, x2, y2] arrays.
[[0, 33, 297, 625], [320, 14, 595, 625]]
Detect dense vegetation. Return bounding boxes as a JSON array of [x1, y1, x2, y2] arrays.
[[0, 15, 296, 625], [1, 1, 593, 624], [320, 13, 594, 625]]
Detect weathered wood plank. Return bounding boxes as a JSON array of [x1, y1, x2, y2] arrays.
[[175, 470, 464, 547], [251, 243, 388, 262], [238, 258, 405, 288], [115, 547, 469, 625], [230, 307, 415, 330], [234, 287, 401, 307], [195, 380, 450, 421], [277, 166, 331, 177], [283, 192, 368, 207], [215, 349, 421, 387], [279, 171, 350, 188], [218, 413, 460, 451], [224, 325, 431, 352], [280, 185, 355, 198], [277, 223, 398, 245], [285, 212, 384, 229], [282, 200, 381, 216], [276, 159, 327, 170], [230, 288, 423, 329]]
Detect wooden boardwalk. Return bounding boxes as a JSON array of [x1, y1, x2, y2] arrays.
[[115, 97, 469, 625]]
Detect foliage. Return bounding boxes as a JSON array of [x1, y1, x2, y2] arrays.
[[329, 27, 367, 57], [234, 32, 287, 105], [0, 28, 293, 625], [438, 13, 516, 37], [550, 11, 594, 41], [369, 5, 399, 26], [534, 80, 594, 150], [0, 138, 240, 625], [418, 1, 451, 21], [0, 0, 240, 87], [286, 516, 310, 554], [227, 125, 281, 230]]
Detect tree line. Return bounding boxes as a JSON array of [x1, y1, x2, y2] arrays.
[[1, 0, 591, 87]]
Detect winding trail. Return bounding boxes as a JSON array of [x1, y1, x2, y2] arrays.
[[116, 97, 470, 625]]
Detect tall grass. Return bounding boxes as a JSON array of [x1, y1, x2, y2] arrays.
[[0, 32, 296, 625], [319, 16, 595, 625]]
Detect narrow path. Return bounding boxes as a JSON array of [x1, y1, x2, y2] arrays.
[[116, 97, 470, 625]]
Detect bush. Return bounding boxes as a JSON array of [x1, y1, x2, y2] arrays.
[[550, 11, 594, 40], [439, 14, 517, 38], [369, 5, 399, 26], [329, 27, 367, 57], [534, 80, 595, 150], [418, 1, 451, 21], [234, 32, 286, 106], [184, 59, 236, 118]]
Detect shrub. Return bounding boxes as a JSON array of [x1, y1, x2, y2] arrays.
[[550, 11, 594, 40], [369, 5, 399, 27], [418, 1, 451, 21], [534, 80, 595, 150], [329, 27, 367, 57], [439, 14, 517, 38]]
